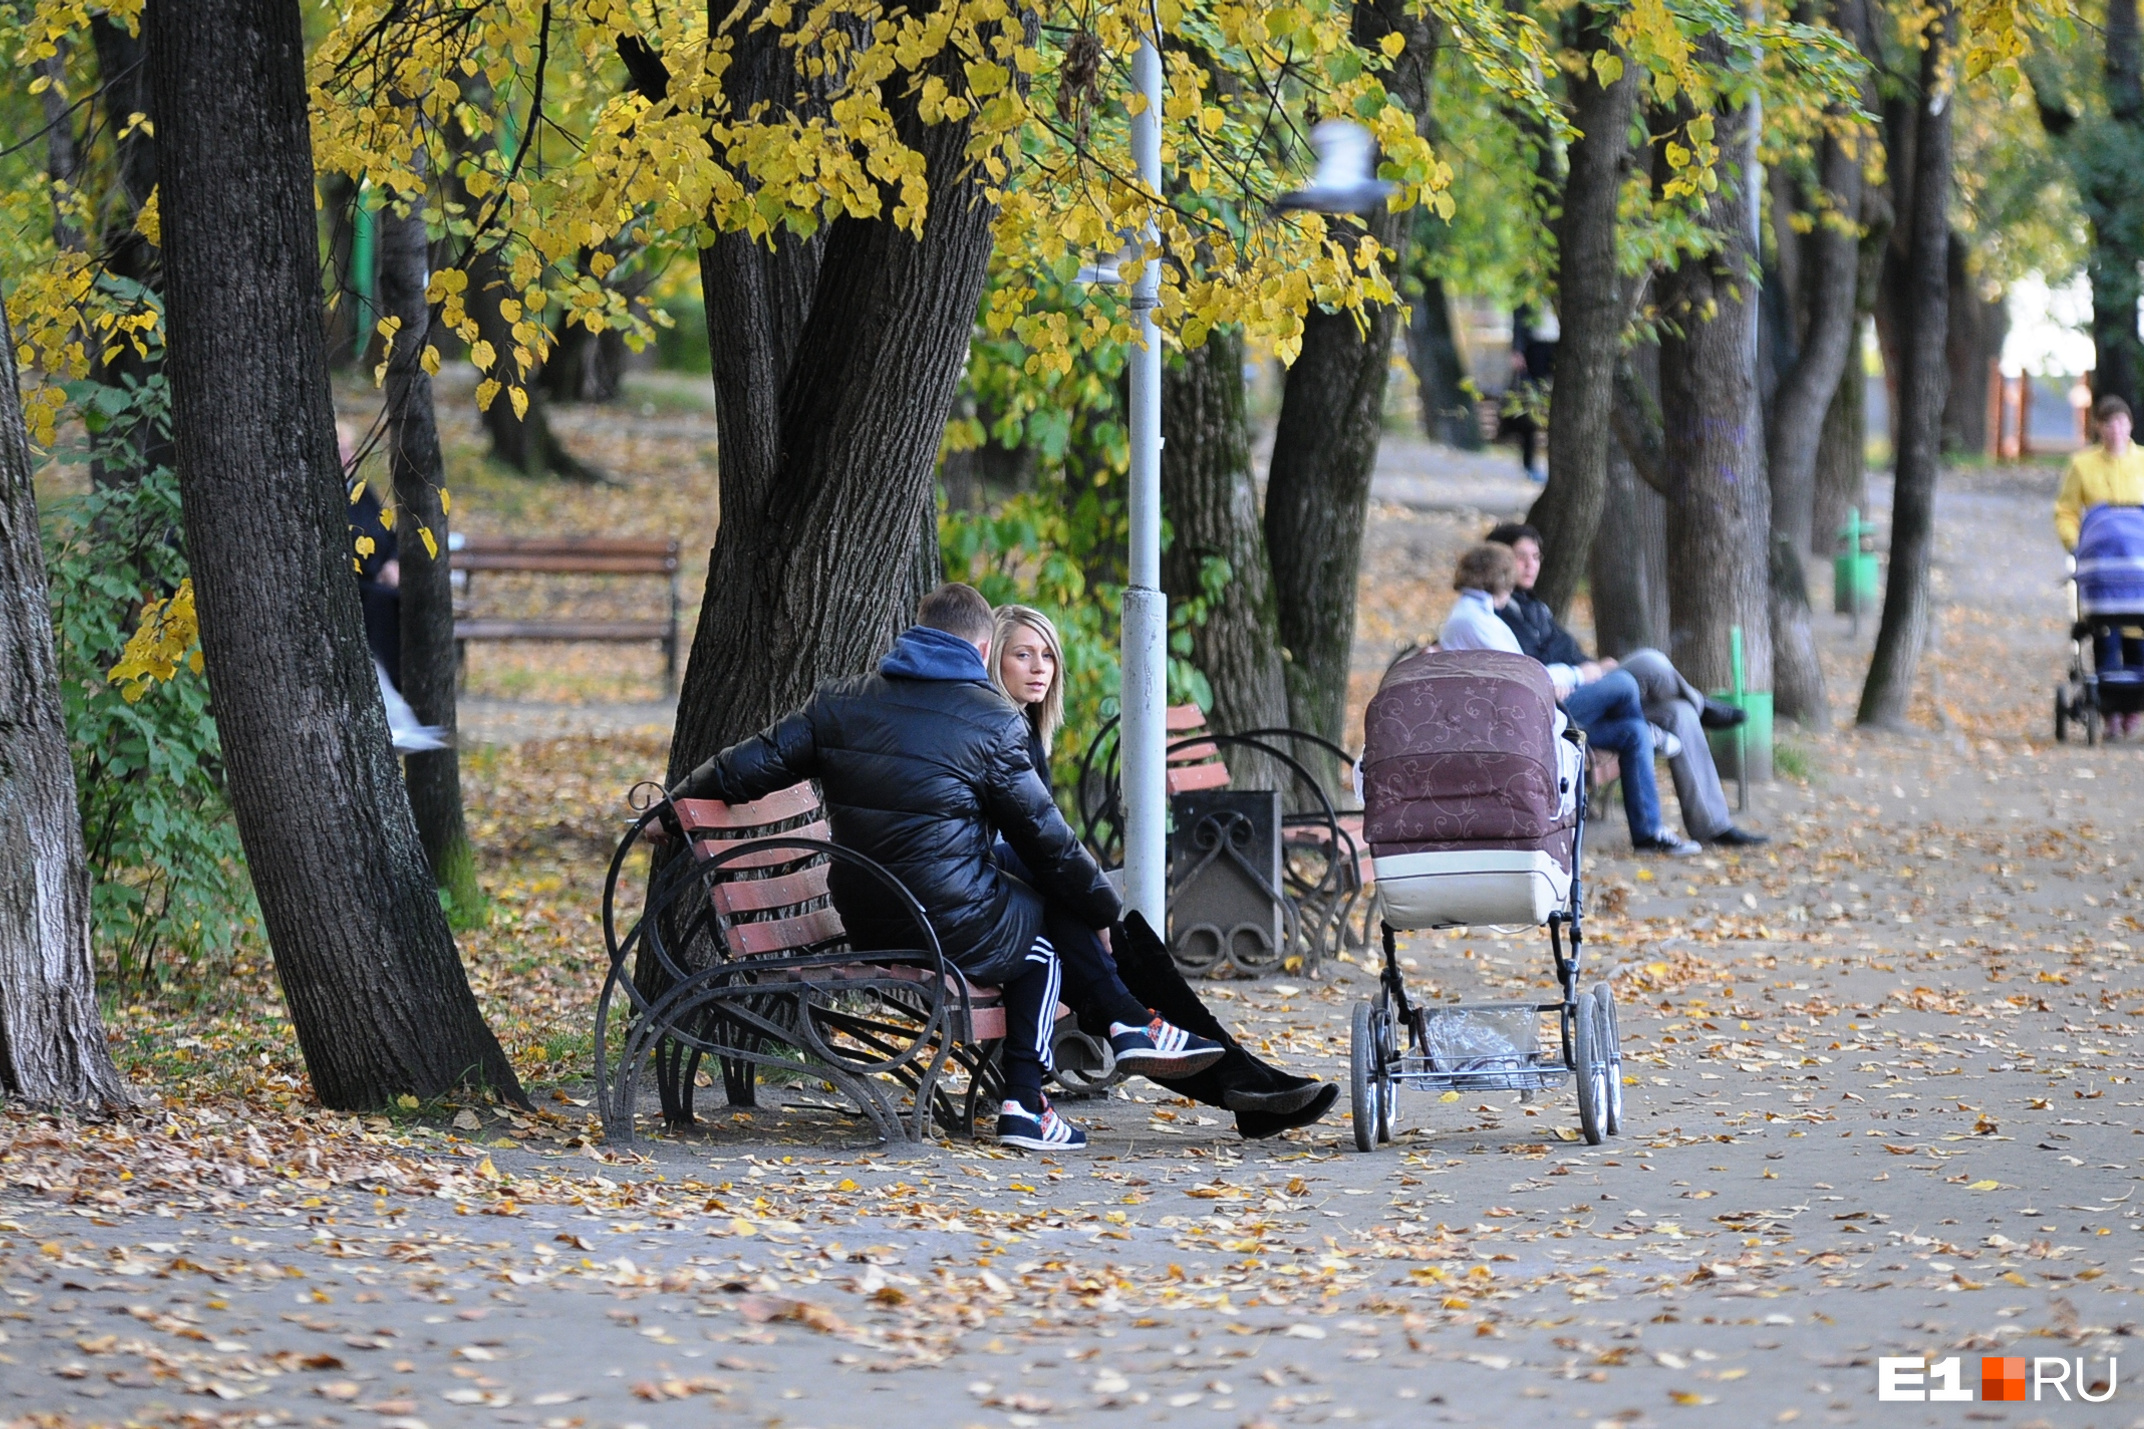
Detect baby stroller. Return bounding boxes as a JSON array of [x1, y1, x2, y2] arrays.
[[1346, 648, 1622, 1151], [2056, 505, 2144, 745]]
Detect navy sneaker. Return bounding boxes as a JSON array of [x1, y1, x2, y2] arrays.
[[1109, 1016, 1226, 1078], [996, 1095, 1089, 1152]]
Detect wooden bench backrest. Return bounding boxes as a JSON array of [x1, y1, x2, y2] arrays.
[[1164, 703, 1231, 796], [457, 534, 679, 575], [671, 786, 839, 956]]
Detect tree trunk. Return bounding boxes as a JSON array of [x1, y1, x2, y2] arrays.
[[471, 254, 605, 483], [1858, 0, 1956, 728], [1768, 103, 1866, 551], [378, 166, 481, 917], [1405, 268, 1481, 448], [1525, 8, 1637, 617], [2091, 0, 2144, 415], [87, 17, 171, 493], [0, 293, 132, 1110], [36, 45, 84, 252], [666, 21, 1001, 776], [1811, 335, 1868, 555], [1263, 0, 1433, 746], [542, 321, 630, 404], [1590, 415, 1671, 657], [1161, 330, 1291, 779], [146, 0, 522, 1110], [1941, 233, 2006, 453], [1657, 74, 1771, 714]]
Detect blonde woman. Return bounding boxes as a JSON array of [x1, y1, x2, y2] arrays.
[[989, 604, 1338, 1138]]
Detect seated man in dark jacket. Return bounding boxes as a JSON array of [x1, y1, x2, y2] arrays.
[[670, 583, 1220, 1152], [1486, 524, 1767, 847]]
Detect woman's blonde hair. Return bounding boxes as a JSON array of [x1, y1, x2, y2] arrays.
[[990, 604, 1067, 755]]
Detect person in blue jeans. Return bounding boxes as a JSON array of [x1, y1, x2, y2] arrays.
[[1437, 543, 1701, 857]]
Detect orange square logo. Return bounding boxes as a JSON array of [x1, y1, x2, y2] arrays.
[[1982, 1357, 2028, 1401]]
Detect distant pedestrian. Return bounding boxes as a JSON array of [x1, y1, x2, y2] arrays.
[[2056, 396, 2144, 737], [1506, 305, 1558, 484]]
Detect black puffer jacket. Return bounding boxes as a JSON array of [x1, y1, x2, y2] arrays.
[[675, 627, 1120, 984], [1499, 588, 1590, 667]]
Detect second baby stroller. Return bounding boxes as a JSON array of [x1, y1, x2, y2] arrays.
[[1346, 648, 1623, 1151], [2056, 505, 2144, 744]]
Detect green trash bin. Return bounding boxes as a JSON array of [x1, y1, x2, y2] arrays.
[[1834, 509, 1880, 616]]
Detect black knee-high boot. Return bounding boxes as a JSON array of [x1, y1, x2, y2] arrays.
[[1111, 913, 1338, 1137]]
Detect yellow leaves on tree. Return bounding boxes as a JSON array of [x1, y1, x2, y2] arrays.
[[108, 579, 204, 704]]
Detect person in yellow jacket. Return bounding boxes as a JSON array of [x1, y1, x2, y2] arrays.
[[2055, 395, 2144, 550], [2057, 395, 2144, 737]]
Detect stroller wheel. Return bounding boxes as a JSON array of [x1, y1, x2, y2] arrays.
[[1573, 997, 1609, 1146], [2055, 687, 2069, 743], [1591, 984, 1623, 1137], [1349, 1001, 1383, 1153]]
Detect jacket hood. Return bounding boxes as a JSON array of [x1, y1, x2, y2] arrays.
[[880, 625, 991, 683]]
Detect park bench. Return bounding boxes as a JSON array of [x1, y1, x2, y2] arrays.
[[597, 781, 1081, 1144], [452, 534, 682, 690], [1076, 706, 1371, 976]]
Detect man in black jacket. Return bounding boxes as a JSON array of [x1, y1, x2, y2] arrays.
[[1486, 524, 1768, 848], [670, 583, 1221, 1152]]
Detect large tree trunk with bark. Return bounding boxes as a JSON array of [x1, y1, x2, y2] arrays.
[[1858, 0, 1955, 727], [666, 17, 1002, 775], [378, 169, 481, 916], [1162, 331, 1291, 781], [1656, 75, 1771, 727], [146, 0, 522, 1110], [1525, 7, 1637, 616], [0, 295, 132, 1110], [1263, 0, 1433, 746]]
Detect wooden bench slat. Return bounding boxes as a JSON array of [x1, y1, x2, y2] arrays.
[[713, 865, 831, 915], [727, 905, 846, 956], [691, 821, 833, 868], [1166, 762, 1232, 796], [456, 554, 678, 575], [1167, 739, 1220, 763], [460, 535, 678, 558], [1165, 703, 1209, 732], [675, 784, 822, 831], [456, 619, 672, 642]]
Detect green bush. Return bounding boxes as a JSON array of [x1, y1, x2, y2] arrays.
[[42, 359, 257, 986]]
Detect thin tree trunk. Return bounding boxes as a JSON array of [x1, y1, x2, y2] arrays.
[[0, 293, 131, 1110], [1263, 0, 1433, 746], [1811, 335, 1869, 554], [1941, 233, 2006, 452], [1591, 376, 1670, 657], [2091, 0, 2144, 414], [1657, 70, 1772, 720], [1405, 268, 1481, 448], [666, 20, 1002, 775], [146, 0, 522, 1109], [87, 17, 169, 493], [471, 256, 604, 483], [1526, 8, 1637, 616], [1858, 0, 1956, 727], [378, 164, 481, 916], [36, 46, 84, 252], [1161, 330, 1291, 783]]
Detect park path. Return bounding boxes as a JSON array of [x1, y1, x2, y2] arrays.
[[12, 458, 2144, 1429]]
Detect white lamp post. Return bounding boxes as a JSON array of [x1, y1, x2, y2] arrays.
[[1115, 90, 1390, 931], [1120, 33, 1168, 928]]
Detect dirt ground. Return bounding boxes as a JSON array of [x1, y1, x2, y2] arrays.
[[9, 417, 2143, 1429]]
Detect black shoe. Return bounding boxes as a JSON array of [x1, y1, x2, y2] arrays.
[[1706, 826, 1770, 847], [1235, 1083, 1339, 1139], [1699, 697, 1748, 730], [1223, 1081, 1330, 1116]]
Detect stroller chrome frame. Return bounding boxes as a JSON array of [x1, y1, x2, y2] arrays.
[[1348, 727, 1624, 1150]]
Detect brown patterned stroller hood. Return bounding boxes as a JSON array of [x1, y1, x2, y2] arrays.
[[1361, 649, 1579, 927]]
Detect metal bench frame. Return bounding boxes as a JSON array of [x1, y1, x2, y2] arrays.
[[595, 785, 1007, 1144]]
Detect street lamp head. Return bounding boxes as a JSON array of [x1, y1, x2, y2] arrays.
[[1271, 119, 1393, 215], [1074, 234, 1144, 289]]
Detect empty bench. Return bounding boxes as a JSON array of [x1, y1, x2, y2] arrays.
[[452, 534, 681, 690], [596, 782, 1013, 1144]]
